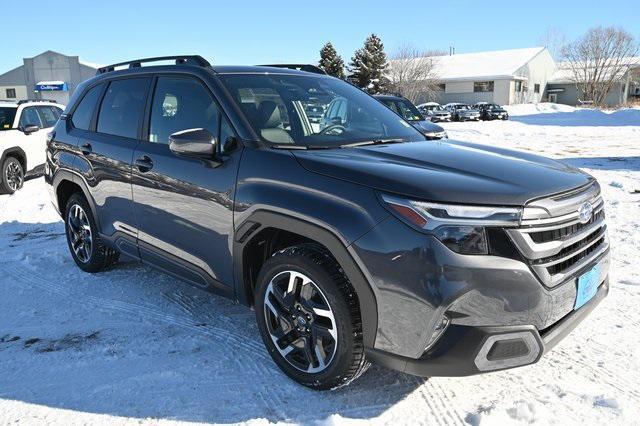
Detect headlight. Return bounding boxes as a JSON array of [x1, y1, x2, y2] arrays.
[[380, 194, 522, 255]]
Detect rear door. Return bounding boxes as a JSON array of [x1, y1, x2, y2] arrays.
[[74, 77, 151, 255], [130, 75, 241, 293]]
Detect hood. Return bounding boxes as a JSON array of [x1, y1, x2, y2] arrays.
[[292, 140, 593, 206], [412, 120, 445, 134]]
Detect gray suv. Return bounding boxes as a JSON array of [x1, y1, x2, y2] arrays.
[[46, 56, 610, 390]]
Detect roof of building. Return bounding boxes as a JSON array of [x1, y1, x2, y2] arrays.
[[390, 47, 548, 82], [549, 57, 640, 84]]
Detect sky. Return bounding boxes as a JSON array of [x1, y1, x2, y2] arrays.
[[3, 0, 638, 72]]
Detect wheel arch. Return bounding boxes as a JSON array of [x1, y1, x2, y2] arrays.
[[0, 147, 27, 172], [52, 169, 101, 230], [234, 210, 378, 348]]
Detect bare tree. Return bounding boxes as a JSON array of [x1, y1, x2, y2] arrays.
[[538, 26, 567, 60], [562, 26, 638, 106], [387, 44, 445, 103]]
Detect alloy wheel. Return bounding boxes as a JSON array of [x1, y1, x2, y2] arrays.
[[263, 270, 338, 374], [5, 161, 23, 192], [67, 204, 93, 263]]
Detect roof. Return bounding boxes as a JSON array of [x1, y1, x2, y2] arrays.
[[0, 101, 18, 107], [391, 47, 547, 82], [549, 57, 640, 84]]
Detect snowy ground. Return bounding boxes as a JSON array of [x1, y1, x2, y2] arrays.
[[0, 104, 639, 425]]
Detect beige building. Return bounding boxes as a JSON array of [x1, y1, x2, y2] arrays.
[[0, 50, 100, 105], [418, 47, 556, 105]]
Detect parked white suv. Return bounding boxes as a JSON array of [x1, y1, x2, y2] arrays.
[[0, 99, 65, 194]]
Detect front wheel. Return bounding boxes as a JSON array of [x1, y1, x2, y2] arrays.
[[0, 157, 24, 194], [255, 244, 369, 390]]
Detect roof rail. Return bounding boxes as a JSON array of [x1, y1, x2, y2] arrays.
[[17, 99, 57, 105], [259, 64, 327, 75], [97, 55, 212, 75]]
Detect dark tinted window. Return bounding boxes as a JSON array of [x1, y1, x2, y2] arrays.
[[0, 107, 17, 130], [149, 77, 219, 145], [37, 106, 60, 128], [220, 116, 236, 152], [72, 84, 104, 130], [98, 78, 149, 139], [19, 107, 42, 128]]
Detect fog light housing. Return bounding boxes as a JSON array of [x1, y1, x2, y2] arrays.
[[425, 315, 450, 351]]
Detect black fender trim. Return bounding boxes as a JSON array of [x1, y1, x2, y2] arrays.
[[0, 147, 27, 172], [233, 210, 378, 348], [51, 168, 101, 231]]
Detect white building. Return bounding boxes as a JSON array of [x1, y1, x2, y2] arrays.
[[0, 51, 100, 105], [413, 47, 556, 105]]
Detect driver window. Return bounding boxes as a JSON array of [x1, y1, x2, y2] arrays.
[[19, 107, 42, 129], [149, 77, 220, 145]]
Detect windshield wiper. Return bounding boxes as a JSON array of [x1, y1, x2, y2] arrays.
[[341, 138, 406, 148], [271, 144, 336, 150]]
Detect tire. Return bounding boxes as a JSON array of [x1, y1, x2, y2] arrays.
[[64, 193, 120, 273], [255, 244, 369, 390], [0, 157, 24, 195]]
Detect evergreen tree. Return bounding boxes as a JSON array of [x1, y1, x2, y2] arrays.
[[348, 34, 390, 94], [318, 42, 345, 79]]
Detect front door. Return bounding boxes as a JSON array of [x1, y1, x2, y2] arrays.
[[131, 75, 241, 293], [17, 106, 47, 171]]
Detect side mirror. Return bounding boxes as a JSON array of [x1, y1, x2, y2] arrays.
[[169, 128, 217, 159], [22, 124, 40, 135]]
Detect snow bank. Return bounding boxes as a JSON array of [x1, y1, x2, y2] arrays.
[[506, 103, 640, 126]]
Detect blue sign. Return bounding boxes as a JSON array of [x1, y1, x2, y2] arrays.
[[35, 83, 68, 92]]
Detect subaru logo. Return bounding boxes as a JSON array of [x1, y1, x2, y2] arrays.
[[578, 202, 593, 224]]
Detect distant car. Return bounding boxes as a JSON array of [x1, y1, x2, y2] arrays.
[[416, 102, 451, 122], [375, 95, 447, 139], [443, 103, 481, 122], [0, 99, 65, 194], [474, 103, 509, 120]]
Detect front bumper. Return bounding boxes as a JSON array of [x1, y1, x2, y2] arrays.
[[366, 278, 608, 377], [351, 214, 610, 375]]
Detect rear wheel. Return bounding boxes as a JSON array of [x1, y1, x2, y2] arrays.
[[0, 157, 24, 194], [255, 244, 369, 390], [64, 193, 119, 272]]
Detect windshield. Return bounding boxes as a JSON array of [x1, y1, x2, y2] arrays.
[[0, 107, 17, 130], [220, 74, 422, 147], [382, 99, 423, 122]]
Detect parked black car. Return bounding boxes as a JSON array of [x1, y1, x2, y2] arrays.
[[374, 94, 447, 139], [475, 102, 509, 120], [46, 56, 610, 390]]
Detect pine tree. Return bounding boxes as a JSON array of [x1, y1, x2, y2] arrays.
[[348, 34, 390, 94], [318, 42, 345, 79]]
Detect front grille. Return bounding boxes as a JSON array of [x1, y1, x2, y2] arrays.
[[530, 209, 605, 243], [546, 235, 606, 275], [506, 184, 609, 287]]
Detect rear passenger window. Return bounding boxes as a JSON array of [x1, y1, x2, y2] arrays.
[[148, 77, 220, 144], [72, 84, 103, 130], [38, 106, 59, 128], [98, 78, 149, 139]]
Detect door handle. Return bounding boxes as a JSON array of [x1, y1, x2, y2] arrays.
[[80, 143, 92, 155], [135, 155, 154, 172]]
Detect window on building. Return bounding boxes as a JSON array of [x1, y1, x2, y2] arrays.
[[149, 76, 220, 145], [5, 88, 16, 99], [72, 84, 104, 130], [97, 78, 150, 139], [474, 81, 494, 92], [515, 81, 523, 92], [437, 83, 446, 91], [534, 84, 540, 94]]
